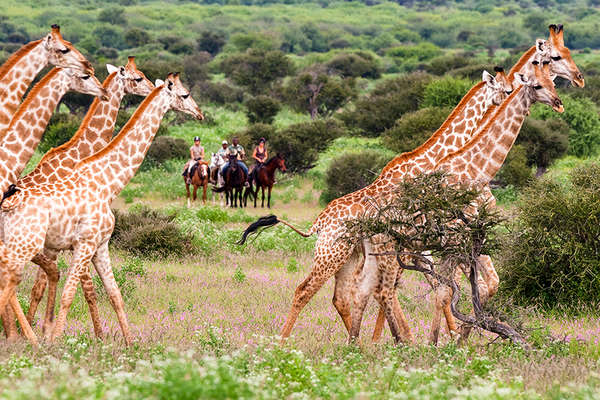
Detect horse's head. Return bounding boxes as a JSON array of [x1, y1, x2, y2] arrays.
[[209, 153, 218, 168], [276, 153, 287, 173], [200, 163, 208, 179]]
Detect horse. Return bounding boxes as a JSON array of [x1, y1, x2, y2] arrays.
[[185, 160, 210, 207], [212, 154, 248, 208], [209, 152, 226, 205], [246, 153, 286, 208]]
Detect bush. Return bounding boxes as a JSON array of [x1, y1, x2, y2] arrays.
[[245, 96, 281, 124], [422, 76, 473, 108], [499, 163, 600, 309], [141, 136, 188, 170], [221, 48, 293, 93], [320, 150, 392, 204], [339, 72, 433, 137], [495, 145, 533, 188], [270, 119, 344, 172], [111, 207, 194, 258], [197, 31, 227, 56], [530, 95, 600, 158], [235, 124, 276, 151], [325, 52, 381, 79], [516, 118, 569, 174], [382, 106, 450, 154], [385, 43, 442, 62], [193, 81, 245, 106], [38, 113, 81, 154], [98, 7, 126, 25], [125, 28, 150, 48], [425, 53, 476, 76]]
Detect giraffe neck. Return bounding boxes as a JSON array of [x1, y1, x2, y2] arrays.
[[437, 86, 531, 183], [373, 81, 490, 188], [77, 86, 170, 200], [20, 72, 123, 186], [0, 68, 72, 193], [0, 40, 47, 135], [508, 46, 536, 83]]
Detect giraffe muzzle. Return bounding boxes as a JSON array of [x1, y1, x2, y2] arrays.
[[553, 98, 564, 113], [574, 72, 585, 88]]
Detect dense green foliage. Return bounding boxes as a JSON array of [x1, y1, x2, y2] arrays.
[[320, 150, 391, 203], [500, 163, 600, 309], [38, 112, 80, 154], [141, 136, 189, 170], [245, 95, 281, 124], [382, 106, 450, 153]]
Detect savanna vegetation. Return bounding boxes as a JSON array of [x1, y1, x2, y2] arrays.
[[2, 0, 600, 397]]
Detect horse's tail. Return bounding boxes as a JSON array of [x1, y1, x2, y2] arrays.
[[237, 215, 314, 245]]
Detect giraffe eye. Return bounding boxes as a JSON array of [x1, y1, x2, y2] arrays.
[[182, 94, 189, 99], [505, 90, 513, 95], [551, 56, 562, 61], [533, 85, 543, 90], [134, 77, 143, 82], [81, 75, 90, 80], [60, 48, 70, 54]]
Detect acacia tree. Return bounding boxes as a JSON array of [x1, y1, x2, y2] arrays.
[[344, 171, 528, 347], [221, 48, 293, 93]]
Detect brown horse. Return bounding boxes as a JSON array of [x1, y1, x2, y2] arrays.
[[185, 160, 210, 206], [213, 154, 248, 208], [247, 154, 286, 208]]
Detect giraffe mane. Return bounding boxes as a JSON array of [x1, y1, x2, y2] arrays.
[[380, 81, 486, 176], [77, 84, 163, 167], [37, 71, 119, 165], [0, 39, 42, 81], [507, 46, 536, 82], [0, 67, 61, 143], [435, 86, 524, 165]]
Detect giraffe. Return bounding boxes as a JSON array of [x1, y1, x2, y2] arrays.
[[360, 59, 562, 345], [0, 73, 203, 345], [239, 27, 584, 344], [238, 67, 512, 341], [18, 57, 154, 337], [0, 66, 105, 344], [0, 25, 94, 135]]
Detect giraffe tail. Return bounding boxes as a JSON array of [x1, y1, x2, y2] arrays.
[[237, 215, 313, 245]]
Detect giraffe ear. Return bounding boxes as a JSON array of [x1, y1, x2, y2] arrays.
[[106, 64, 119, 75], [155, 79, 165, 87], [513, 73, 529, 87], [482, 70, 495, 85]]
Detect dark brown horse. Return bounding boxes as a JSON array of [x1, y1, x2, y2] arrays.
[[185, 160, 210, 206], [247, 154, 286, 208], [213, 154, 248, 208]]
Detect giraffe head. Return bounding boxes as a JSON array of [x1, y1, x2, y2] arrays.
[[61, 68, 108, 101], [482, 67, 513, 106], [106, 56, 155, 97], [514, 60, 563, 113], [157, 73, 204, 120], [44, 25, 94, 75], [547, 24, 584, 88]]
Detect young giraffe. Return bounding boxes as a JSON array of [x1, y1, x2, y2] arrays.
[[357, 27, 585, 344], [239, 68, 512, 341], [0, 67, 105, 344], [0, 25, 93, 134], [0, 74, 203, 345], [362, 59, 563, 345], [18, 57, 154, 338]]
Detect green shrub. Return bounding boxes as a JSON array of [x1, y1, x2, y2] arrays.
[[385, 43, 442, 62], [320, 150, 392, 204], [422, 76, 473, 108], [197, 31, 227, 56], [339, 72, 432, 137], [530, 95, 600, 158], [325, 52, 381, 79], [495, 145, 534, 188], [382, 106, 450, 154], [245, 95, 281, 124], [516, 118, 569, 174], [111, 207, 194, 258], [38, 113, 81, 154], [141, 136, 188, 170], [270, 119, 344, 172], [221, 48, 293, 92], [425, 53, 476, 76], [499, 163, 600, 309], [193, 81, 245, 106], [235, 123, 276, 151]]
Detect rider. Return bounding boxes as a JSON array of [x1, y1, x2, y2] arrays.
[[182, 136, 204, 184], [221, 136, 249, 185], [249, 137, 268, 178]]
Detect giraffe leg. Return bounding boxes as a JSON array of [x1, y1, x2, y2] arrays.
[[373, 266, 406, 343], [280, 246, 354, 341], [372, 307, 386, 342], [91, 242, 132, 345], [349, 240, 380, 342], [51, 243, 96, 343], [1, 303, 18, 342], [27, 268, 48, 326], [332, 247, 362, 335], [0, 272, 38, 346], [79, 267, 103, 339]]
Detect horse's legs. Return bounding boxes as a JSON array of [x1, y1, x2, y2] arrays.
[[202, 181, 207, 204], [185, 181, 191, 208], [192, 185, 198, 203], [267, 185, 272, 209], [261, 186, 265, 208]]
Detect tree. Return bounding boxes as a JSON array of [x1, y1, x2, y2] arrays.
[[197, 31, 227, 56], [283, 68, 357, 119], [221, 48, 293, 93], [325, 52, 381, 79], [382, 106, 450, 153], [125, 28, 151, 48], [98, 7, 127, 25], [245, 96, 281, 124], [183, 53, 211, 87], [516, 118, 569, 175]]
